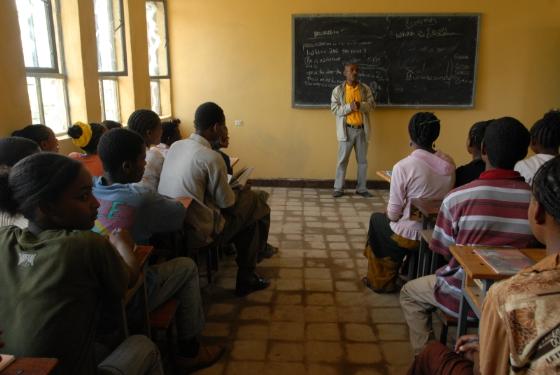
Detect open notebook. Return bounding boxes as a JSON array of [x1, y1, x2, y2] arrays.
[[474, 248, 535, 275], [228, 167, 254, 189]]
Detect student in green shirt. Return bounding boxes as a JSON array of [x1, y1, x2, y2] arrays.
[[0, 152, 162, 375]]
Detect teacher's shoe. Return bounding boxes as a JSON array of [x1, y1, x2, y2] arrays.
[[235, 272, 270, 296], [356, 190, 373, 198], [332, 190, 344, 198]]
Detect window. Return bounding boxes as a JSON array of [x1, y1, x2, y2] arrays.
[[16, 0, 70, 134], [99, 79, 121, 123], [146, 0, 171, 116], [94, 0, 126, 121]]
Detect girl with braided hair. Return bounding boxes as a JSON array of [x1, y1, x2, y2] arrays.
[[67, 121, 107, 176], [127, 109, 164, 191], [363, 112, 455, 293], [408, 155, 560, 375], [515, 110, 560, 184]]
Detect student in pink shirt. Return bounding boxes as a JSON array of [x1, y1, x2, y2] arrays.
[[363, 112, 455, 293]]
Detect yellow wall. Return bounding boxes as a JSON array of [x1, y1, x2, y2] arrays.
[[167, 0, 560, 180]]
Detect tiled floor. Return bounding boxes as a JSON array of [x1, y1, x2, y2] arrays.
[[195, 188, 412, 375]]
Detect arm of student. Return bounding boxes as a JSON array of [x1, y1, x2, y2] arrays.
[[207, 157, 236, 209], [359, 85, 376, 112], [478, 286, 509, 375], [330, 88, 352, 117], [109, 229, 141, 288], [90, 232, 131, 297], [386, 165, 405, 221], [429, 200, 455, 258]]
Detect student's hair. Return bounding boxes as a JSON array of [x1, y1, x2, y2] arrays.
[[102, 120, 123, 130], [127, 109, 161, 138], [408, 112, 441, 149], [98, 128, 145, 176], [194, 102, 225, 131], [530, 110, 560, 150], [0, 153, 82, 218], [0, 137, 41, 167], [532, 156, 560, 222], [11, 124, 52, 146], [67, 122, 105, 154], [161, 120, 179, 145], [483, 117, 530, 169], [468, 120, 492, 150]]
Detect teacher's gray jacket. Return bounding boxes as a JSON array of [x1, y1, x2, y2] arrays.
[[330, 82, 375, 142]]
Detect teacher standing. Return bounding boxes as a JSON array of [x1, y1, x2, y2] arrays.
[[330, 63, 375, 198]]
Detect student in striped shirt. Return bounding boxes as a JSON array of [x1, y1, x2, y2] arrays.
[[400, 117, 535, 355]]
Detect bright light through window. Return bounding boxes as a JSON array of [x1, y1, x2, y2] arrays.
[[146, 1, 168, 77], [16, 0, 69, 134], [94, 0, 126, 73], [99, 79, 121, 122], [16, 0, 57, 70]]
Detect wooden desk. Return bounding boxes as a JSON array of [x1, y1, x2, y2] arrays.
[[2, 358, 58, 375], [410, 198, 442, 229], [450, 245, 547, 339], [376, 170, 392, 183]]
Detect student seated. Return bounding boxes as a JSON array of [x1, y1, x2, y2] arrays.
[[67, 121, 107, 177], [127, 109, 164, 191], [92, 128, 224, 370], [11, 124, 59, 152], [0, 137, 40, 228], [212, 125, 233, 175], [102, 119, 123, 130], [455, 120, 491, 187], [155, 119, 182, 157], [408, 155, 560, 375], [363, 112, 455, 293], [0, 153, 163, 374], [400, 117, 535, 355], [158, 102, 271, 296], [515, 110, 560, 185]]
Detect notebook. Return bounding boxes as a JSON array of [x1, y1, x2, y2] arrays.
[[474, 249, 535, 275], [228, 167, 254, 189], [0, 354, 16, 371]]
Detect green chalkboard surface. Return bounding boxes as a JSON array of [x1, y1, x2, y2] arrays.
[[293, 14, 480, 108]]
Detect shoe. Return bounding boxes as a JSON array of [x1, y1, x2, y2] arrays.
[[257, 243, 279, 263], [362, 276, 402, 294], [332, 190, 344, 198], [235, 272, 270, 296], [175, 344, 225, 373], [356, 190, 373, 198]]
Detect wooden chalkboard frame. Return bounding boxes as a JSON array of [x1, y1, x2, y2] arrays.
[[292, 13, 481, 109]]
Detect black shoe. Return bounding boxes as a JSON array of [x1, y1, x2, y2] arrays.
[[257, 243, 279, 263], [235, 273, 270, 296], [332, 190, 344, 198], [356, 190, 373, 198]]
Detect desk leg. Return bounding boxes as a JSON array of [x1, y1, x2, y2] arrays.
[[417, 240, 426, 277], [457, 276, 469, 340]]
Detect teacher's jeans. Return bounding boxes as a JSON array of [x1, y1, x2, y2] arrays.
[[334, 126, 368, 192]]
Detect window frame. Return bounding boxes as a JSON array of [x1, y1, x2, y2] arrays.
[[99, 77, 122, 122], [146, 0, 170, 80], [19, 0, 60, 74], [96, 0, 128, 77], [18, 0, 71, 134]]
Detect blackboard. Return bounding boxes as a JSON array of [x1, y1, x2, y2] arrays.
[[292, 14, 480, 108]]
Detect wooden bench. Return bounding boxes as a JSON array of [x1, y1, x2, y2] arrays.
[[2, 358, 58, 375]]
